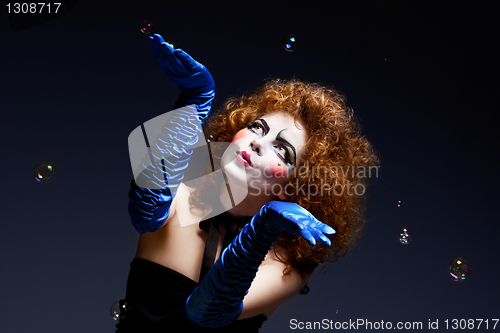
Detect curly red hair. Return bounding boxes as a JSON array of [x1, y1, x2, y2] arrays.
[[191, 78, 380, 275]]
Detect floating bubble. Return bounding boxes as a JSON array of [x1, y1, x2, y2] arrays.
[[398, 227, 411, 245], [140, 20, 154, 35], [283, 34, 298, 52], [449, 257, 471, 282], [397, 200, 401, 207], [34, 161, 57, 183], [110, 299, 129, 321]]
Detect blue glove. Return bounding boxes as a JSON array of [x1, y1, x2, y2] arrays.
[[128, 34, 215, 233], [148, 34, 215, 123], [128, 106, 201, 233], [185, 201, 336, 327]]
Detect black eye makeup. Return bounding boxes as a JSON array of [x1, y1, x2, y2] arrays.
[[247, 119, 270, 135], [247, 119, 297, 166], [276, 130, 296, 166]]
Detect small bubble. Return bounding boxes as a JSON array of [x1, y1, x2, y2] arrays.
[[34, 161, 57, 183], [110, 299, 129, 321], [398, 227, 411, 245], [283, 34, 298, 52], [140, 20, 154, 35], [449, 257, 471, 282], [397, 200, 401, 207]]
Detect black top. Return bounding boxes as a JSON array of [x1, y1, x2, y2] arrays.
[[116, 213, 267, 332]]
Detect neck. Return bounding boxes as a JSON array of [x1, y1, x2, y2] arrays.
[[219, 181, 272, 218]]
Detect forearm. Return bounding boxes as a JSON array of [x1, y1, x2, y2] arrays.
[[174, 91, 214, 123], [185, 201, 335, 327], [128, 106, 200, 233], [185, 214, 281, 327]]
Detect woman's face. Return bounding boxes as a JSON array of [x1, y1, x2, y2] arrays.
[[221, 111, 307, 199]]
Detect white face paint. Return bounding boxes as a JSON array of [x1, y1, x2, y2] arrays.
[[222, 112, 307, 198]]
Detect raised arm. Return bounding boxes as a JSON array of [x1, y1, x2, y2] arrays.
[[127, 35, 215, 233]]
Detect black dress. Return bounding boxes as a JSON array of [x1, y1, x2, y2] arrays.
[[116, 212, 267, 332]]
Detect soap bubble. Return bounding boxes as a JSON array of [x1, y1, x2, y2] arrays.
[[398, 227, 411, 245], [397, 200, 401, 207], [283, 34, 298, 52], [110, 299, 129, 321], [449, 257, 471, 282], [140, 20, 154, 35], [34, 162, 57, 183]]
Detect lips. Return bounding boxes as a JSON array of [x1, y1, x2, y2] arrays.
[[236, 151, 252, 167], [241, 151, 252, 166]]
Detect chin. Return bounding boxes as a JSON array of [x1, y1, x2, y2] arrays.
[[221, 159, 249, 191]]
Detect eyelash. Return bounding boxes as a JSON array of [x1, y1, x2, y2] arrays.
[[247, 121, 294, 165]]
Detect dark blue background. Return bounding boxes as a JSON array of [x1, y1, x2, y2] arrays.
[[1, 0, 498, 331]]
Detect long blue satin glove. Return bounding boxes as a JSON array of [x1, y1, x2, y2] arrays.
[[128, 34, 214, 233], [128, 106, 200, 233], [185, 201, 336, 327], [149, 34, 215, 123]]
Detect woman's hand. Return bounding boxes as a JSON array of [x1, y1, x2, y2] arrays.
[[259, 201, 336, 247], [148, 34, 215, 122]]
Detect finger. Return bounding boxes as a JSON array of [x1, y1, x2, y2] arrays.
[[319, 223, 336, 235], [307, 227, 331, 247], [152, 33, 166, 44], [149, 34, 172, 56], [299, 227, 316, 246], [149, 35, 184, 74], [318, 234, 331, 247]]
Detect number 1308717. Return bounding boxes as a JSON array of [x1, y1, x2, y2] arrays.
[[6, 3, 62, 14], [444, 319, 498, 330]]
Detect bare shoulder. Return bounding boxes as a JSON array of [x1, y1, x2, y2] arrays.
[[163, 182, 206, 227]]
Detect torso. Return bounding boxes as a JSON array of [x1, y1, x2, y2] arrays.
[[135, 183, 211, 283], [136, 184, 279, 277], [135, 183, 302, 318]]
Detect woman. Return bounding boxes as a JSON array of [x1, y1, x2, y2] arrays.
[[116, 34, 379, 332]]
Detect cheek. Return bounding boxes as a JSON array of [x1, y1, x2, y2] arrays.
[[231, 129, 253, 143], [268, 161, 290, 178]]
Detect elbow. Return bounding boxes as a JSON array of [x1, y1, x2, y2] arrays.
[[185, 295, 243, 328]]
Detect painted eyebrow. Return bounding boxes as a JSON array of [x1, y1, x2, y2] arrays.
[[257, 118, 270, 133], [276, 130, 297, 164], [258, 119, 297, 163]]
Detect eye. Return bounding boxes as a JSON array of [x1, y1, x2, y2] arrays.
[[274, 144, 293, 165], [247, 121, 266, 136]]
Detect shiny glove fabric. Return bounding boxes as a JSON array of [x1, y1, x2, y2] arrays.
[[128, 106, 201, 233], [128, 34, 214, 234], [185, 201, 336, 327], [149, 34, 215, 124]]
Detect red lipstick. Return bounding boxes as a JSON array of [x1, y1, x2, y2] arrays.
[[237, 151, 252, 167], [241, 151, 252, 165]]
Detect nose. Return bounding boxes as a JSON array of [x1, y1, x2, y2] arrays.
[[249, 136, 265, 156]]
